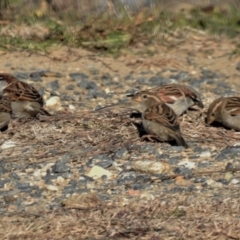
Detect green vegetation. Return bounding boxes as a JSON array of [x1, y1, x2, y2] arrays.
[[0, 1, 239, 54]]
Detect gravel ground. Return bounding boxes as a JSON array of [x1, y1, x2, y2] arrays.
[[0, 33, 240, 239]]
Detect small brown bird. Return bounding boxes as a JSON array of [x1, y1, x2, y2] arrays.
[[0, 96, 11, 131], [98, 91, 188, 148], [132, 92, 188, 148], [207, 96, 240, 131], [128, 84, 204, 116], [0, 73, 50, 117]]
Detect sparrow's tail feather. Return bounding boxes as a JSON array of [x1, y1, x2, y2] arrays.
[[175, 134, 188, 148], [39, 108, 51, 116]]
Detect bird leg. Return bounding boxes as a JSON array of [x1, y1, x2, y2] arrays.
[[141, 134, 157, 142]]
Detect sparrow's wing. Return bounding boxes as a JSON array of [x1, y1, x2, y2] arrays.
[[144, 103, 179, 132], [152, 84, 204, 108], [0, 97, 11, 113], [226, 97, 240, 116], [0, 74, 44, 105]]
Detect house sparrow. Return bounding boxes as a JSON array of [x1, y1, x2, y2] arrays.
[[98, 91, 188, 147], [98, 84, 203, 116], [206, 96, 240, 131], [132, 92, 188, 148], [0, 73, 50, 117], [0, 96, 11, 131], [128, 84, 204, 116]]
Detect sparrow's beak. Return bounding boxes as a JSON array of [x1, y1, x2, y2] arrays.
[[132, 96, 142, 102]]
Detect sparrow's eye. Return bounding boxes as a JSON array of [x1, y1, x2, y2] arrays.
[[143, 95, 148, 99], [211, 113, 215, 116]]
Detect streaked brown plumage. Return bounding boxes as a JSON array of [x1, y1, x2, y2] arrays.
[[0, 73, 50, 117], [207, 97, 240, 131], [0, 96, 11, 131], [133, 92, 188, 148]]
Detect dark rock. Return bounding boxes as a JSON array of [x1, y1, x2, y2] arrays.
[[215, 147, 240, 161], [97, 194, 111, 201], [14, 72, 29, 80], [168, 156, 182, 165], [29, 188, 43, 198], [70, 72, 88, 82], [30, 70, 45, 78], [15, 182, 32, 191], [30, 76, 43, 82], [114, 148, 129, 159], [117, 171, 137, 185], [49, 80, 59, 91], [52, 154, 71, 174], [43, 174, 58, 184], [101, 73, 112, 82], [170, 71, 190, 81], [131, 183, 149, 190], [188, 185, 197, 192], [88, 154, 113, 168], [217, 179, 229, 185], [87, 89, 105, 99], [69, 179, 77, 188], [170, 187, 186, 193], [9, 172, 20, 180], [125, 88, 140, 95], [77, 176, 94, 188], [61, 94, 76, 101], [135, 174, 151, 183], [0, 180, 9, 188], [162, 179, 175, 184], [66, 84, 75, 90], [170, 146, 185, 152], [37, 87, 45, 96], [63, 186, 76, 194], [61, 173, 73, 179], [89, 68, 99, 75], [225, 162, 233, 170], [193, 177, 207, 183], [197, 162, 211, 168], [77, 80, 98, 91], [193, 146, 203, 152], [148, 76, 176, 86], [0, 166, 8, 175], [73, 91, 81, 96], [201, 69, 218, 79], [136, 77, 148, 84], [174, 166, 192, 176]]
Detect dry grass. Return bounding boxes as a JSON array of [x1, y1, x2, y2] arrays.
[[2, 102, 240, 166], [1, 192, 240, 239]]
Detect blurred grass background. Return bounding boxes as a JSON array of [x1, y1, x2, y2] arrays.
[[0, 0, 239, 53]]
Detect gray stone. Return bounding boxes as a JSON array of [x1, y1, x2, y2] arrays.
[[9, 172, 20, 180], [49, 80, 59, 91], [117, 172, 137, 185], [114, 148, 129, 159], [89, 154, 113, 168], [52, 154, 71, 174], [66, 84, 75, 90]]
